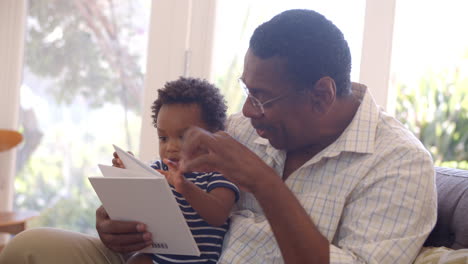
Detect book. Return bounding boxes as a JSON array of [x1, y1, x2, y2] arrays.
[[88, 145, 200, 256]]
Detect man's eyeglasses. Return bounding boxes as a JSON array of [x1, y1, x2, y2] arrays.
[[239, 79, 291, 115]]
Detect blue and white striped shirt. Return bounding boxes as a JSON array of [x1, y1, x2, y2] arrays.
[[150, 161, 239, 264], [218, 85, 437, 263]]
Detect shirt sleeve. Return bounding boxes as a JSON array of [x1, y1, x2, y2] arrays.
[[149, 160, 168, 171], [225, 112, 246, 141], [329, 149, 437, 264], [206, 172, 240, 202]]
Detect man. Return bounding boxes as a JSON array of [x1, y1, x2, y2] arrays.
[[176, 10, 436, 263], [0, 9, 436, 264]]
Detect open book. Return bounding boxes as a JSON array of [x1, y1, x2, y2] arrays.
[[88, 145, 200, 256]]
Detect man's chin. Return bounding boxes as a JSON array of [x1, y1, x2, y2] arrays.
[[268, 139, 286, 150], [263, 135, 286, 150]]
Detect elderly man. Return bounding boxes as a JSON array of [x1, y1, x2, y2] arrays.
[[0, 9, 436, 264]]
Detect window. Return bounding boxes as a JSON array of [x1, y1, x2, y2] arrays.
[[391, 0, 468, 169], [15, 0, 151, 234]]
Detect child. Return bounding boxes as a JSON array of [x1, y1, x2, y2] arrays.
[[112, 77, 239, 264]]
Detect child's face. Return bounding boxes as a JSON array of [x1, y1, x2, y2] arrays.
[[156, 103, 209, 162]]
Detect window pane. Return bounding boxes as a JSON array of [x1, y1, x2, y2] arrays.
[[211, 0, 365, 114], [15, 0, 151, 234], [392, 0, 468, 169]]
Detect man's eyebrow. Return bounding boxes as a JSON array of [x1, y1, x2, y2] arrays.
[[242, 83, 265, 95], [240, 79, 270, 95]]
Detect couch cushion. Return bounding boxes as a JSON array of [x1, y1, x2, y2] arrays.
[[424, 167, 468, 249]]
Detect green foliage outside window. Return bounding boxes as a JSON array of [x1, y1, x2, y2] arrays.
[[395, 51, 468, 169]]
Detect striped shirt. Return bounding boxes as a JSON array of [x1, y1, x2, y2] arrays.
[[150, 161, 239, 264], [219, 85, 437, 263]]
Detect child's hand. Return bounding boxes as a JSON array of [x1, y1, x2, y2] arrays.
[[111, 151, 134, 168], [156, 159, 190, 194], [112, 151, 125, 168]]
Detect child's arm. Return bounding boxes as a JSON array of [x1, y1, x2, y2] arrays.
[[157, 159, 236, 227]]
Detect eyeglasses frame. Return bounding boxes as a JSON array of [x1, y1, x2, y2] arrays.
[[239, 78, 293, 115]]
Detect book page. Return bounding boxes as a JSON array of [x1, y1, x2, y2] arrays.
[[113, 144, 162, 177], [98, 164, 163, 179]]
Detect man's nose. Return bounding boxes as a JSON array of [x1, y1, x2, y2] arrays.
[[242, 99, 263, 119]]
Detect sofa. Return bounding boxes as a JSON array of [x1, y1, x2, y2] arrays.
[[424, 167, 468, 249]]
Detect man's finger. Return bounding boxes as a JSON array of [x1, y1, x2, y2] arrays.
[[112, 240, 153, 254], [180, 153, 218, 173], [101, 230, 151, 244], [96, 205, 110, 220], [101, 230, 152, 254], [181, 127, 214, 158], [156, 169, 169, 178], [163, 158, 179, 170], [96, 206, 145, 234], [182, 128, 233, 158], [99, 219, 146, 234]]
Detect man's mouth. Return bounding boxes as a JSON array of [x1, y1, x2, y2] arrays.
[[252, 123, 271, 138]]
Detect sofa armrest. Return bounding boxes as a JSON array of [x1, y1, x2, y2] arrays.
[[424, 167, 468, 249]]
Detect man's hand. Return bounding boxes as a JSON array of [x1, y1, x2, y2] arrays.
[[96, 206, 153, 254], [179, 127, 277, 194]]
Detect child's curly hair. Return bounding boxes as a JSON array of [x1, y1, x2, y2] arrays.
[[151, 77, 227, 131]]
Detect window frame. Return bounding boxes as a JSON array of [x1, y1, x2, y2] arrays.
[[0, 0, 396, 208]]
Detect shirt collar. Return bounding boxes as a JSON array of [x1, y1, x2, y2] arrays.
[[321, 84, 379, 156]]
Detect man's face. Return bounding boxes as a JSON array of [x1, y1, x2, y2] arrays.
[[240, 49, 319, 151]]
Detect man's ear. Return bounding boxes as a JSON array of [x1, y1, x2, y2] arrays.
[[310, 76, 336, 114]]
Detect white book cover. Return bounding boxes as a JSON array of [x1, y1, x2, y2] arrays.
[[112, 144, 162, 177], [88, 145, 200, 256]]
